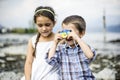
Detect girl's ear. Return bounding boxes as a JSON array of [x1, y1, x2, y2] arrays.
[[53, 21, 56, 26]]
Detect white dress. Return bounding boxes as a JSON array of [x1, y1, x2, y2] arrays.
[[31, 35, 59, 80], [21, 35, 59, 80]]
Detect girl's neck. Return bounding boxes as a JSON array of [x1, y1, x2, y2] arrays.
[[39, 32, 55, 42]]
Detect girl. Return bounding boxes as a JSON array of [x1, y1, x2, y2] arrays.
[[24, 6, 59, 80]]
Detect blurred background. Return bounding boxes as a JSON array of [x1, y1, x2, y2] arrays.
[[0, 0, 120, 80]]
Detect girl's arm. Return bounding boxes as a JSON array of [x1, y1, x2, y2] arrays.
[[24, 39, 34, 80]]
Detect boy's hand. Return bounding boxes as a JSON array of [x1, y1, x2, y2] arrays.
[[54, 33, 63, 44], [67, 24, 80, 41]]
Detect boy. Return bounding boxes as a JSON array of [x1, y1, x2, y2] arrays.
[[46, 15, 96, 80]]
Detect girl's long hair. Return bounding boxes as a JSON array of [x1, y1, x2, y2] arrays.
[[33, 6, 55, 57]]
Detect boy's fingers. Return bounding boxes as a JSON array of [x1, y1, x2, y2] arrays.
[[67, 33, 72, 39], [70, 26, 76, 32], [57, 37, 62, 40], [56, 28, 62, 33], [55, 34, 63, 40], [57, 30, 61, 33]]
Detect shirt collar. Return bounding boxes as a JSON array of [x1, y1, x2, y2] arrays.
[[65, 43, 79, 49]]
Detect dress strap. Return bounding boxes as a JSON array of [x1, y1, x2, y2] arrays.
[[31, 34, 37, 48]]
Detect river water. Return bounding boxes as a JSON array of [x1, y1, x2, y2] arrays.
[[0, 32, 120, 80], [0, 32, 120, 55]]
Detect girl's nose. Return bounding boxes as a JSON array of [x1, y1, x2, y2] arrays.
[[42, 26, 47, 30]]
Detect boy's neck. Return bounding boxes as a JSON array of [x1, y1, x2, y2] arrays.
[[67, 43, 77, 48], [66, 40, 78, 48], [69, 45, 75, 48]]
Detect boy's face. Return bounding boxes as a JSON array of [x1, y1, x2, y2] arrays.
[[62, 23, 80, 47]]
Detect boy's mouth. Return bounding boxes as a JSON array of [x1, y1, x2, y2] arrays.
[[66, 37, 73, 41]]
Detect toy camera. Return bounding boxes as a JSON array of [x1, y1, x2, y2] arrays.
[[59, 29, 71, 38]]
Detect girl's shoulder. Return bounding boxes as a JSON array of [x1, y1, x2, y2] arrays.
[[31, 34, 37, 48], [30, 34, 53, 48]]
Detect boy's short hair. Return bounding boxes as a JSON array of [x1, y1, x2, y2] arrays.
[[62, 15, 86, 33]]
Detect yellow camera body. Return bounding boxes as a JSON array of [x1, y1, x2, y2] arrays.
[[59, 30, 71, 38]]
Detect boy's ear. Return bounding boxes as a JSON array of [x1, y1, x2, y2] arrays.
[[82, 31, 85, 35], [80, 31, 85, 38]]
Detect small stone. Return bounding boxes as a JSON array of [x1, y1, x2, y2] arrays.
[[0, 59, 5, 63], [6, 57, 16, 61]]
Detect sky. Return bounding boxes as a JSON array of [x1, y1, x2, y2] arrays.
[[0, 0, 120, 32]]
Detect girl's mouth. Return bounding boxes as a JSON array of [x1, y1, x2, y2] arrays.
[[42, 31, 49, 34]]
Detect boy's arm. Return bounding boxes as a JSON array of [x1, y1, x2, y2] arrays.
[[48, 33, 62, 59], [46, 33, 62, 65], [76, 36, 94, 59], [48, 41, 58, 59], [68, 26, 95, 59], [46, 42, 61, 66]]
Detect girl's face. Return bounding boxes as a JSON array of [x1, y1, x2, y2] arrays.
[[36, 16, 55, 38]]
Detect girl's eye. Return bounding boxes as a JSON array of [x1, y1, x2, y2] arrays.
[[38, 24, 43, 27], [45, 23, 51, 27], [37, 23, 51, 27]]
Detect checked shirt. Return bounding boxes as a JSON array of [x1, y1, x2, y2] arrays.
[[46, 43, 96, 80]]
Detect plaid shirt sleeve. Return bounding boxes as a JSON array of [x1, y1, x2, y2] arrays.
[[45, 46, 61, 66], [81, 45, 96, 64]]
